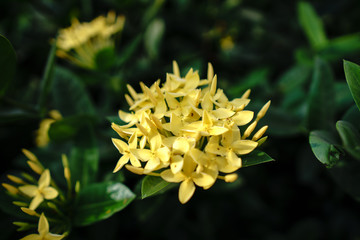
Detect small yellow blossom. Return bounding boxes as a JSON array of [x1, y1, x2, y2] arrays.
[[112, 61, 270, 203], [36, 110, 62, 148], [19, 169, 58, 210], [56, 11, 125, 69], [20, 213, 65, 240]]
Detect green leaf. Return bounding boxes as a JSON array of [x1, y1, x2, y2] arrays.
[[116, 35, 142, 67], [306, 57, 335, 131], [0, 34, 16, 96], [344, 60, 360, 111], [141, 175, 176, 199], [242, 150, 274, 167], [298, 2, 328, 49], [342, 105, 360, 129], [336, 120, 360, 161], [320, 34, 360, 61], [52, 67, 95, 116], [38, 43, 56, 112], [228, 68, 268, 98], [144, 18, 165, 59], [95, 47, 116, 71], [309, 130, 341, 167], [335, 82, 354, 112], [73, 181, 135, 226], [69, 122, 99, 187], [277, 64, 312, 93]]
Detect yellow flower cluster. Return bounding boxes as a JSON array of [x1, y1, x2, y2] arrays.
[[56, 11, 125, 69], [2, 150, 70, 238], [111, 61, 270, 204]]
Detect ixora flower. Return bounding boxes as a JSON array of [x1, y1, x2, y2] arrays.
[[56, 11, 125, 69], [111, 61, 271, 204], [20, 213, 65, 240], [36, 110, 62, 148], [19, 169, 58, 210]]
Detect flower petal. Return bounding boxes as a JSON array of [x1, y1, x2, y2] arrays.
[[156, 147, 170, 163], [212, 108, 235, 119], [179, 179, 196, 204], [29, 194, 44, 210], [232, 140, 258, 155], [192, 172, 215, 187], [19, 185, 38, 197], [112, 138, 129, 154], [20, 234, 41, 240], [232, 111, 254, 126], [170, 155, 184, 174], [208, 126, 229, 136], [161, 169, 185, 182], [42, 187, 59, 199], [113, 155, 130, 173], [45, 233, 65, 240], [38, 213, 49, 236]]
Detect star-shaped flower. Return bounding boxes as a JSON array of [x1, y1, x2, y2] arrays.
[[20, 213, 65, 240], [19, 170, 58, 210]]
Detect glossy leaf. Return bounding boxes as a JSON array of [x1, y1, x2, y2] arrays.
[[73, 181, 135, 226], [0, 34, 16, 96], [336, 120, 360, 161], [344, 60, 360, 111], [52, 67, 95, 116], [298, 2, 328, 49], [141, 175, 176, 199], [307, 57, 335, 131], [242, 149, 274, 167], [309, 130, 341, 167]]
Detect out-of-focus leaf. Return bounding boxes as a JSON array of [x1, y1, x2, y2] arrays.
[[141, 175, 176, 199], [309, 130, 341, 167], [73, 181, 135, 226], [298, 2, 328, 50], [335, 82, 354, 112], [320, 34, 360, 61], [144, 18, 165, 59], [0, 109, 38, 124], [342, 105, 360, 128], [344, 60, 360, 111], [95, 47, 116, 71], [228, 68, 268, 98], [0, 34, 16, 96], [336, 120, 360, 161], [48, 115, 94, 142], [307, 57, 335, 131], [116, 35, 141, 67], [52, 67, 95, 116], [69, 122, 99, 187], [277, 64, 312, 93], [38, 43, 56, 112], [242, 150, 274, 167], [106, 115, 126, 126]]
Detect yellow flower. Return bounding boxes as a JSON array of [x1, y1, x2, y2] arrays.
[[19, 169, 58, 210], [36, 110, 62, 148], [56, 11, 125, 69], [112, 61, 270, 204], [20, 213, 65, 240]]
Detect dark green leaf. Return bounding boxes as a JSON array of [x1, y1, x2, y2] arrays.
[[0, 34, 16, 96], [52, 67, 95, 116], [336, 120, 360, 161], [0, 109, 38, 124], [277, 64, 312, 93], [298, 2, 328, 49], [342, 105, 360, 129], [106, 115, 126, 126], [335, 82, 354, 112], [141, 175, 176, 199], [69, 122, 99, 187], [38, 43, 57, 112], [344, 60, 360, 111], [309, 130, 341, 167], [307, 57, 335, 131], [73, 181, 135, 226], [228, 68, 268, 98], [95, 47, 116, 71], [320, 34, 360, 61], [242, 149, 274, 167], [116, 36, 142, 67]]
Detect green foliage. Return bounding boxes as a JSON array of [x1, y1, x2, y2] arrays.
[[242, 150, 274, 167], [141, 175, 176, 199], [309, 130, 341, 167], [0, 34, 16, 97], [344, 60, 360, 111], [298, 2, 328, 50], [336, 120, 360, 161], [73, 181, 135, 226], [306, 57, 335, 131]]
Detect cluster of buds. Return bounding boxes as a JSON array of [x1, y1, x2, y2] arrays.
[[2, 150, 73, 239], [56, 11, 125, 69], [111, 61, 270, 203]]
